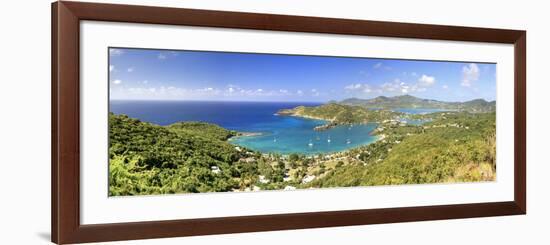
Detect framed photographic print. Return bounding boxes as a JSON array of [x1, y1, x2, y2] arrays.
[[52, 1, 526, 244]]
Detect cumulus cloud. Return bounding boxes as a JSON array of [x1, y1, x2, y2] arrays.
[[112, 83, 308, 100], [461, 63, 480, 87], [310, 88, 320, 96], [373, 63, 383, 69], [112, 79, 122, 85], [347, 75, 436, 97], [109, 65, 115, 72], [381, 79, 402, 92], [127, 67, 134, 72], [344, 83, 363, 90], [345, 83, 373, 94], [418, 74, 436, 86], [279, 89, 289, 94], [157, 53, 167, 60]]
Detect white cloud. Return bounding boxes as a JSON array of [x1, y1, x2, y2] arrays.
[[461, 63, 480, 87], [279, 89, 289, 94], [381, 80, 400, 92], [344, 83, 372, 94], [310, 89, 320, 96], [113, 83, 309, 100], [109, 49, 124, 56], [157, 53, 167, 60], [373, 62, 392, 71], [344, 83, 363, 90], [442, 85, 449, 89], [112, 79, 122, 85], [362, 85, 372, 93], [127, 67, 134, 72], [418, 74, 436, 86], [109, 65, 115, 72], [345, 76, 437, 97]]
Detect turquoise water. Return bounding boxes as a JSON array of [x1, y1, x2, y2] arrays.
[[110, 101, 380, 155], [231, 119, 378, 155]]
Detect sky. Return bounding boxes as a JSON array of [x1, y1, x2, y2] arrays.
[[109, 48, 496, 102]]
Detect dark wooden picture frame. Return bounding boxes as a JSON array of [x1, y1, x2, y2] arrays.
[[52, 1, 526, 244]]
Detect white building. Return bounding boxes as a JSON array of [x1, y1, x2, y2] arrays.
[[210, 166, 221, 174], [302, 175, 316, 184]]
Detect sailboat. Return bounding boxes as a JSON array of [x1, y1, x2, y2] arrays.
[[308, 139, 313, 147], [346, 139, 351, 144], [327, 136, 331, 143]]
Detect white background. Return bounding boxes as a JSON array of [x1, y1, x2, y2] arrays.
[[0, 0, 547, 244], [81, 20, 514, 224]]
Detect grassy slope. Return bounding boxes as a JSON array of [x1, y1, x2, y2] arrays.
[[305, 112, 496, 187]]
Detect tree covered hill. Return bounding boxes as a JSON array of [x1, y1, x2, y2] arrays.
[[340, 95, 495, 113], [109, 113, 247, 195], [276, 103, 401, 124]]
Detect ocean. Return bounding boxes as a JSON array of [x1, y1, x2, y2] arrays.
[[110, 100, 379, 155]]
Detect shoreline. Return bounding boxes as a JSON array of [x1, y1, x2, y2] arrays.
[[228, 131, 263, 141], [228, 127, 383, 158]]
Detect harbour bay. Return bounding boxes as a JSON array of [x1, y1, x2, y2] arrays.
[[110, 100, 380, 155]]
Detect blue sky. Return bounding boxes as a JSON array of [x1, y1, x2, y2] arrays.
[[109, 48, 496, 102]]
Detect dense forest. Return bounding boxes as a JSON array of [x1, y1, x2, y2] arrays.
[[109, 103, 496, 196], [276, 103, 401, 124]]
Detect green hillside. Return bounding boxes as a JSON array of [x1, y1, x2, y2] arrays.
[[304, 112, 496, 187], [276, 103, 401, 124], [109, 109, 496, 196], [109, 113, 246, 196]]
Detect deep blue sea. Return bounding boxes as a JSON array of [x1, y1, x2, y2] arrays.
[[110, 100, 379, 155]]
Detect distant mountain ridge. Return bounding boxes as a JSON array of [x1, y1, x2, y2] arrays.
[[339, 95, 495, 113]]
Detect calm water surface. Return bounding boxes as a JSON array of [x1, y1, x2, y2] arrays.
[[110, 100, 379, 155]]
